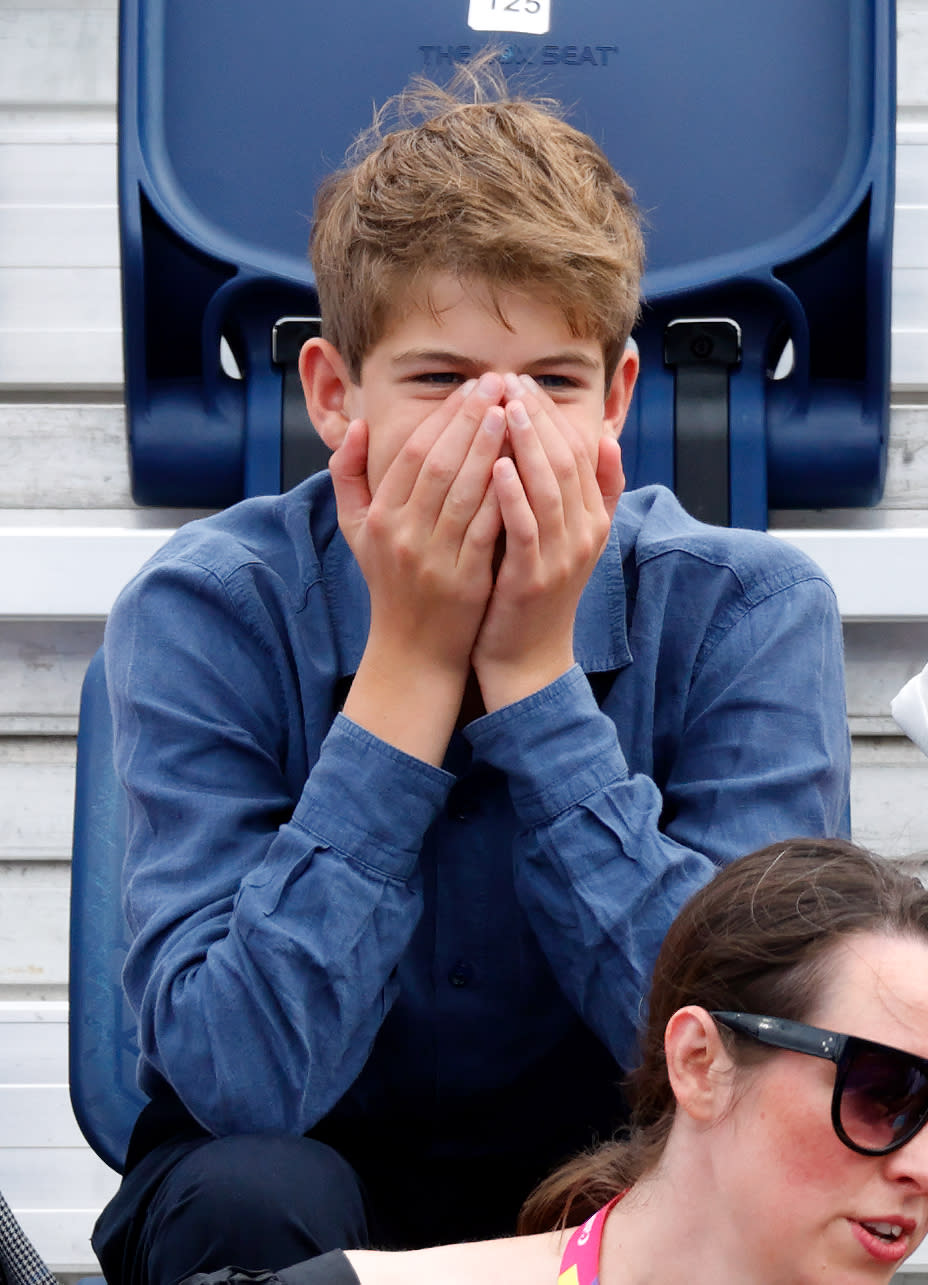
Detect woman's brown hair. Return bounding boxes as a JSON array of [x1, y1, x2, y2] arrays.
[[519, 838, 928, 1234]]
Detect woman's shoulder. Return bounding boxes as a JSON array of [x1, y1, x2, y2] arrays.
[[345, 1229, 564, 1285]]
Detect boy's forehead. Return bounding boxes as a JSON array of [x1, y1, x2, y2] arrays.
[[376, 271, 601, 350], [391, 271, 523, 321]]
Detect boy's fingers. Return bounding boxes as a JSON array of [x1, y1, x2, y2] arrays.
[[370, 382, 476, 511], [435, 404, 506, 534], [493, 454, 540, 555], [504, 399, 568, 534], [328, 419, 372, 531], [517, 379, 605, 512], [459, 470, 503, 568], [399, 373, 506, 523], [516, 376, 588, 460], [330, 416, 369, 471], [509, 377, 608, 524], [596, 434, 626, 517]]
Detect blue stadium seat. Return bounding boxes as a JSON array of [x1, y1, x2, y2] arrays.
[[69, 648, 146, 1173], [119, 0, 895, 529]]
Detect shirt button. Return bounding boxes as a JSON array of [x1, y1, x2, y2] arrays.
[[448, 960, 474, 988], [451, 796, 478, 822]]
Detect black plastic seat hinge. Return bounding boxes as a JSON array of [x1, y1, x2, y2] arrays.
[[663, 318, 742, 526], [272, 316, 329, 491]]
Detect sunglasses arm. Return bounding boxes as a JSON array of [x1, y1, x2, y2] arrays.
[[711, 1012, 845, 1063]]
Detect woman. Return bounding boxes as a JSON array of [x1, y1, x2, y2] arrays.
[[190, 838, 928, 1284]]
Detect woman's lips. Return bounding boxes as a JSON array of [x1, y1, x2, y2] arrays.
[[850, 1216, 916, 1264]]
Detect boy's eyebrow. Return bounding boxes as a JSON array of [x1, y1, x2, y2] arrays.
[[529, 351, 602, 371], [390, 349, 478, 369], [390, 349, 602, 370]]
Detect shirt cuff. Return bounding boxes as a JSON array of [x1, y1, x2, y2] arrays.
[[464, 665, 630, 826], [290, 713, 455, 881]]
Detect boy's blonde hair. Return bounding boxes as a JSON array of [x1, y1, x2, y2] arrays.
[[310, 58, 644, 381]]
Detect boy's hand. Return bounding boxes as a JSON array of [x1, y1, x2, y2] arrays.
[[472, 375, 624, 713], [329, 373, 506, 764]]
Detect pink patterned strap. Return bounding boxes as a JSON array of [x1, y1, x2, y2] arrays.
[[557, 1194, 624, 1285]]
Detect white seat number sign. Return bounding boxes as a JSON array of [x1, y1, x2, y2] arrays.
[[467, 0, 551, 36]]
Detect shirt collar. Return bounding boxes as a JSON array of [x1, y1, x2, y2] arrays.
[[573, 518, 632, 673], [322, 529, 370, 678]]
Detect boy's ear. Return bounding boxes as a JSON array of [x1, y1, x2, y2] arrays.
[[603, 344, 639, 440], [664, 1005, 734, 1125], [298, 337, 356, 451]]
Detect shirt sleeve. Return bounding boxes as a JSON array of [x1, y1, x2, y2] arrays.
[[464, 573, 850, 1070], [107, 555, 454, 1137]]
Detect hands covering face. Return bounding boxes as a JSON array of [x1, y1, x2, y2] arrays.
[[328, 368, 624, 716]]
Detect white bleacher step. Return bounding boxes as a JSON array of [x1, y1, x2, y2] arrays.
[[2, 522, 928, 622], [0, 1002, 117, 1276]]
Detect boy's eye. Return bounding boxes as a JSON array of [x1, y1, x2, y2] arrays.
[[412, 371, 464, 386], [406, 370, 584, 393]]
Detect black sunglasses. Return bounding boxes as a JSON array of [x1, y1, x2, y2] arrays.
[[711, 1011, 928, 1157]]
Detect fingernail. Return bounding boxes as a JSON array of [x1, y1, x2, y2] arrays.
[[520, 374, 537, 394], [459, 378, 478, 398], [503, 372, 522, 400], [477, 371, 502, 398]]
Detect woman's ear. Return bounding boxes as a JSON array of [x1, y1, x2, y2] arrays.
[[603, 342, 639, 439], [298, 337, 355, 451], [664, 1006, 735, 1125]]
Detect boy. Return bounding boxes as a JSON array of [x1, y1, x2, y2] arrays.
[[94, 64, 850, 1284]]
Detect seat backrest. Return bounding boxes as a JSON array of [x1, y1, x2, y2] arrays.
[[69, 648, 146, 1173], [119, 0, 895, 530]]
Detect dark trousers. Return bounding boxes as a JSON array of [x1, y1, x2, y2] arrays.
[[92, 1031, 627, 1285], [92, 1127, 565, 1285], [93, 1135, 370, 1285]]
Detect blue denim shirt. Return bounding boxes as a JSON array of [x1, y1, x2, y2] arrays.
[[105, 477, 849, 1156]]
